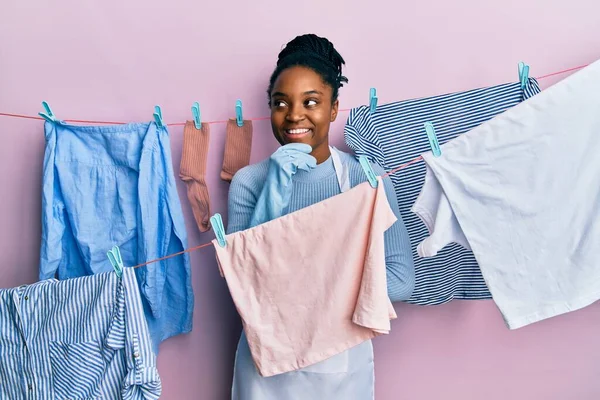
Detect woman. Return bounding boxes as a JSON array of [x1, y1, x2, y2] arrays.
[[227, 33, 415, 400]]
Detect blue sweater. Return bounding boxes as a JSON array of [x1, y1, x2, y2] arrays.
[[226, 149, 415, 302]]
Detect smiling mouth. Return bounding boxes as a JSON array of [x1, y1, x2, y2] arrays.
[[284, 128, 312, 138]]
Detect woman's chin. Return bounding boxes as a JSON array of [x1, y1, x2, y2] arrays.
[[283, 134, 311, 144]]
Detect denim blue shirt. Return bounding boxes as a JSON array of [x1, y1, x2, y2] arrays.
[[39, 121, 193, 350]]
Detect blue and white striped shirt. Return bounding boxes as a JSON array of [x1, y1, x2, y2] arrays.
[[0, 267, 160, 399], [344, 79, 541, 305]]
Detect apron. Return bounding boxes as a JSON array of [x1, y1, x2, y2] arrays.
[[231, 147, 375, 400]]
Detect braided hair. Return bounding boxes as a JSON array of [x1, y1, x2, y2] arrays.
[[267, 34, 348, 105]]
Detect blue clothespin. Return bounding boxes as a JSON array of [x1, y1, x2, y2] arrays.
[[38, 101, 56, 123], [358, 155, 378, 188], [518, 61, 530, 89], [153, 105, 164, 128], [235, 100, 243, 127], [210, 214, 227, 247], [191, 102, 201, 129], [369, 88, 378, 114], [106, 245, 124, 278], [424, 122, 441, 157]]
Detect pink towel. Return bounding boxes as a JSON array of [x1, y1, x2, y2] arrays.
[[213, 177, 397, 377]]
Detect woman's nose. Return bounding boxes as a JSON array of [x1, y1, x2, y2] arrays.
[[286, 104, 305, 122]]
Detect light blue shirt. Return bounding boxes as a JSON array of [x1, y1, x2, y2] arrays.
[[0, 268, 161, 399], [39, 121, 194, 350]]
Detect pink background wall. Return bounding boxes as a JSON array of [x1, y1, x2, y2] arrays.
[[1, 0, 599, 399]]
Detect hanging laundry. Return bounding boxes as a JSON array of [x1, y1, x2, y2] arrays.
[[0, 268, 160, 399], [228, 147, 412, 399], [213, 176, 397, 377], [39, 121, 193, 350], [220, 118, 253, 182], [344, 78, 541, 305], [180, 120, 212, 232], [412, 59, 600, 329]]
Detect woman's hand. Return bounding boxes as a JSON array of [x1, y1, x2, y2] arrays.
[[249, 144, 316, 227], [270, 143, 316, 175]]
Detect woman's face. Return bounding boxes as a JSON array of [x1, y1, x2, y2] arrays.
[[270, 66, 339, 163]]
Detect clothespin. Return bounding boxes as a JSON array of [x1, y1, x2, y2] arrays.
[[153, 105, 164, 128], [38, 101, 57, 123], [106, 245, 124, 278], [518, 61, 530, 89], [191, 102, 201, 129], [210, 214, 227, 248], [424, 122, 441, 157], [369, 88, 378, 114], [235, 100, 244, 127], [358, 155, 378, 188]]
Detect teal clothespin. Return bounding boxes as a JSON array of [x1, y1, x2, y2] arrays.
[[153, 105, 164, 128], [38, 101, 56, 123], [369, 88, 378, 114], [106, 246, 124, 278], [518, 61, 530, 89], [191, 102, 201, 129], [358, 155, 378, 188], [235, 100, 243, 127], [424, 122, 441, 157], [210, 214, 227, 247]]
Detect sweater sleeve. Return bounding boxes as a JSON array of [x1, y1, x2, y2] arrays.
[[226, 163, 268, 234], [226, 168, 258, 234], [372, 163, 416, 302]]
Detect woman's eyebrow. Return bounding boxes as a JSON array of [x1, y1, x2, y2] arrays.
[[272, 90, 323, 97]]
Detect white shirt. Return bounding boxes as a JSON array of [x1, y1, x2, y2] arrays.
[[412, 58, 600, 329]]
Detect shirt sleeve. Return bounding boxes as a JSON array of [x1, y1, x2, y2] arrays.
[[371, 163, 416, 302], [121, 268, 162, 400], [411, 164, 472, 257], [344, 106, 387, 169], [39, 121, 65, 281]]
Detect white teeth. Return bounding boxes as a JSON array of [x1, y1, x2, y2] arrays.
[[287, 129, 310, 134]]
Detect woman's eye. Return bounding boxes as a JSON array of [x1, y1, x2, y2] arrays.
[[274, 100, 286, 108], [306, 99, 317, 106]]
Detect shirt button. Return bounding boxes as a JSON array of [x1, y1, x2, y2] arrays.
[[133, 352, 140, 358], [27, 383, 33, 390], [24, 296, 29, 300]]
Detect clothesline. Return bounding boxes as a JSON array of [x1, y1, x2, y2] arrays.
[[129, 63, 592, 269], [1, 62, 589, 271], [0, 63, 588, 126]]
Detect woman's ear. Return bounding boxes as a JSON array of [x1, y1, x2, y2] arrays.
[[330, 100, 339, 122]]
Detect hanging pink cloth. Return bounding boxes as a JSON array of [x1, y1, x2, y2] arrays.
[[213, 176, 397, 377]]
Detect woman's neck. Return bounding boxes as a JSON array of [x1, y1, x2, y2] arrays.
[[311, 143, 331, 165]]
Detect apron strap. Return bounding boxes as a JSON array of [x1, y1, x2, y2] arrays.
[[330, 146, 351, 193]]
